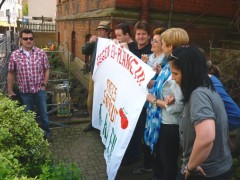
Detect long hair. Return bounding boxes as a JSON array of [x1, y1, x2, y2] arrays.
[[169, 45, 214, 102]]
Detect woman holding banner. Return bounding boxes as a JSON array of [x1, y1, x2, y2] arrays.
[[144, 28, 189, 180]]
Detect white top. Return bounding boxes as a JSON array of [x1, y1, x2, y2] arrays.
[[161, 74, 184, 125], [147, 53, 165, 68]]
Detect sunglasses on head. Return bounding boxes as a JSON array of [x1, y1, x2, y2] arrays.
[[22, 37, 34, 41], [168, 53, 179, 61]]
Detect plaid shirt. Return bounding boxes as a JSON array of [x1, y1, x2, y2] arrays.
[[8, 46, 50, 93]]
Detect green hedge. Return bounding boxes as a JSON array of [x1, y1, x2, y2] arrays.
[[0, 93, 81, 179]]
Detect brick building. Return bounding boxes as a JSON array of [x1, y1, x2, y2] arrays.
[[56, 0, 240, 88]]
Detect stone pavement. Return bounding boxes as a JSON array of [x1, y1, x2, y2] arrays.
[[49, 119, 153, 180]]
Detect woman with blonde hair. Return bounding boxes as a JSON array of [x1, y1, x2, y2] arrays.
[[144, 28, 189, 180]]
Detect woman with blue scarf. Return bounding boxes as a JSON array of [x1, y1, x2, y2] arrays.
[[145, 28, 189, 180]]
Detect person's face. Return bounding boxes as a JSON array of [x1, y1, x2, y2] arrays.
[[20, 33, 34, 50], [169, 61, 182, 86], [161, 39, 173, 56], [151, 35, 162, 54], [135, 29, 150, 48], [97, 28, 108, 38], [115, 29, 127, 43]]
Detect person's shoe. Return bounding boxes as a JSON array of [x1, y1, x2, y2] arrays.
[[83, 123, 95, 132], [132, 165, 152, 175], [44, 132, 51, 141]]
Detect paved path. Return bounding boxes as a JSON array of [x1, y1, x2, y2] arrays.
[[49, 121, 153, 180]]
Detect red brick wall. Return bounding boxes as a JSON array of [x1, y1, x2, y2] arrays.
[[116, 0, 237, 17], [57, 0, 116, 16], [56, 0, 239, 62]]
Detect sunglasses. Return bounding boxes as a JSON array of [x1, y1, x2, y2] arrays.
[[168, 53, 179, 61], [22, 37, 34, 41]]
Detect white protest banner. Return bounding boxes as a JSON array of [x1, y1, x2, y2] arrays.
[[92, 38, 155, 180]]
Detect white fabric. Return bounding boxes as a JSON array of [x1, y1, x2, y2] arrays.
[[92, 38, 155, 180]]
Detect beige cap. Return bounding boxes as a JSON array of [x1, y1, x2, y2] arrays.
[[95, 21, 111, 31]]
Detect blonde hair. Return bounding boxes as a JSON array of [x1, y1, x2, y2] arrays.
[[161, 28, 189, 48]]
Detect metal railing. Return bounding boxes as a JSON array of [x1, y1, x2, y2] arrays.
[[0, 40, 11, 93], [20, 22, 55, 32]]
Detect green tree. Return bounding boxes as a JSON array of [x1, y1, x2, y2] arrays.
[[22, 4, 28, 16]]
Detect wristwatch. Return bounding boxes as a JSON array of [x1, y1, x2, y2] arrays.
[[41, 83, 48, 88]]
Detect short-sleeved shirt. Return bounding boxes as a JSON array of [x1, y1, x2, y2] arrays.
[[8, 46, 50, 93], [180, 87, 232, 177]]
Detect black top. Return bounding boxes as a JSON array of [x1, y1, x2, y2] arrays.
[[130, 42, 152, 59]]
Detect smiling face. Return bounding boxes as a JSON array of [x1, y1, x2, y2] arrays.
[[169, 61, 182, 86], [135, 29, 150, 49]]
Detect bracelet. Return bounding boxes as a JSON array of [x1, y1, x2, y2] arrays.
[[187, 165, 197, 173], [153, 99, 158, 106]]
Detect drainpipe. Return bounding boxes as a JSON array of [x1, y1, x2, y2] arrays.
[[141, 0, 149, 23], [168, 0, 175, 28]]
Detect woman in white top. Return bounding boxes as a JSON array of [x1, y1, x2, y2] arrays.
[[145, 28, 189, 180]]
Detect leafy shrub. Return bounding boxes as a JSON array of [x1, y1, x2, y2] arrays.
[[0, 94, 50, 177], [39, 161, 81, 180], [0, 94, 82, 179], [232, 157, 240, 180]]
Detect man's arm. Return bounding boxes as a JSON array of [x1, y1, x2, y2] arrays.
[[43, 69, 50, 84], [82, 41, 95, 55], [82, 36, 98, 55], [7, 71, 16, 97], [41, 69, 50, 90]]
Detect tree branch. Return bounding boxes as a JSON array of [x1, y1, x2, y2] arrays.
[[0, 0, 6, 10]]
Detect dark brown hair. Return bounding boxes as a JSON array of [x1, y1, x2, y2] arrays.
[[134, 21, 150, 35], [20, 29, 34, 38]]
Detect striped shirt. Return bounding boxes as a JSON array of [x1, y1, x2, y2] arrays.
[[8, 46, 50, 93]]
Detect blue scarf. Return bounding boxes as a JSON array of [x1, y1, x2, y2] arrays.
[[144, 64, 171, 153]]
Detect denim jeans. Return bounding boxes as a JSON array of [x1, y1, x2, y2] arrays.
[[20, 90, 50, 134]]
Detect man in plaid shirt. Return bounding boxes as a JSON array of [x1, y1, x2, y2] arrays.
[[7, 29, 50, 140]]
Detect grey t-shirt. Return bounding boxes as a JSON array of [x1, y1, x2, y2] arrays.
[[179, 87, 232, 177]]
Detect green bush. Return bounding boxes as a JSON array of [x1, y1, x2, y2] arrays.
[[232, 157, 240, 180], [0, 94, 82, 179], [39, 161, 81, 180], [0, 94, 50, 177]]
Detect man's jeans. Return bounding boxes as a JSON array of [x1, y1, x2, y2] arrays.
[[20, 90, 50, 134]]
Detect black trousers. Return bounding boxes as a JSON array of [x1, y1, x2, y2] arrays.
[[154, 124, 180, 180], [124, 107, 147, 160]]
